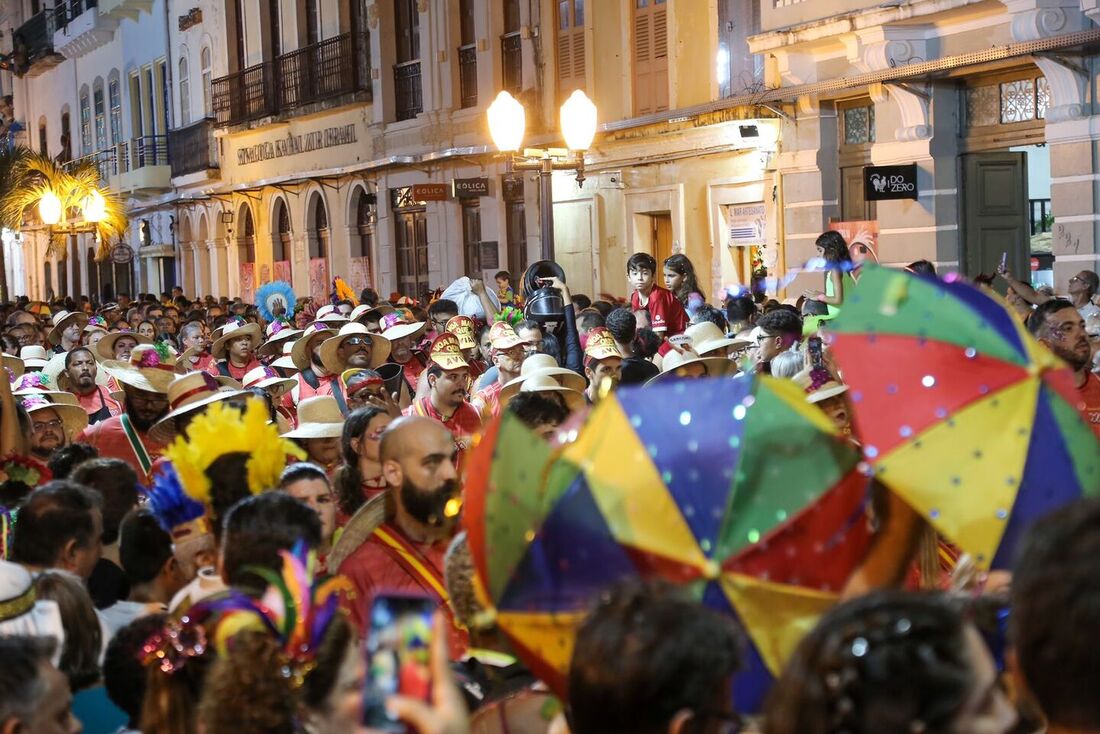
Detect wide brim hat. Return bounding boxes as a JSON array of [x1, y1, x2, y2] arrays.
[[647, 350, 735, 385], [102, 346, 178, 394], [43, 351, 110, 392], [315, 305, 350, 327], [318, 324, 391, 374], [291, 324, 337, 371], [19, 346, 49, 369], [281, 395, 345, 439], [381, 320, 427, 343], [95, 331, 153, 362], [257, 326, 302, 357], [350, 303, 395, 326], [19, 393, 89, 440], [807, 381, 850, 405], [514, 371, 586, 413], [686, 321, 750, 357], [2, 353, 24, 380], [499, 354, 587, 403], [211, 321, 263, 360], [242, 365, 296, 399], [149, 372, 248, 444], [47, 310, 89, 346]]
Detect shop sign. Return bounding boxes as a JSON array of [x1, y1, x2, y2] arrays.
[[728, 203, 766, 247], [453, 177, 489, 198], [236, 124, 358, 166], [410, 183, 449, 201], [864, 164, 918, 201], [111, 244, 134, 264]]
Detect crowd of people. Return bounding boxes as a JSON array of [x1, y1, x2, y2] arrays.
[[0, 243, 1097, 734]]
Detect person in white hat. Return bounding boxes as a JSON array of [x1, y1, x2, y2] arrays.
[[19, 393, 89, 464], [647, 348, 735, 385], [0, 561, 66, 666], [317, 323, 391, 376], [807, 380, 854, 436], [95, 329, 152, 363], [149, 372, 246, 444], [279, 322, 342, 422], [75, 344, 175, 480], [207, 319, 263, 381], [380, 311, 428, 396], [281, 395, 345, 472], [47, 310, 88, 355], [19, 345, 49, 372]]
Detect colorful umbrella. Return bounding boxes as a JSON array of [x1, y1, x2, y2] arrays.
[[464, 374, 873, 710], [828, 266, 1100, 570]]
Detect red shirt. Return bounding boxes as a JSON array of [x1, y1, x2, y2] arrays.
[[183, 353, 215, 373], [280, 370, 342, 426], [403, 397, 481, 456], [207, 357, 262, 382], [631, 285, 689, 336], [472, 380, 505, 423], [73, 387, 122, 422], [337, 521, 467, 657], [75, 414, 167, 480], [1077, 372, 1100, 440]]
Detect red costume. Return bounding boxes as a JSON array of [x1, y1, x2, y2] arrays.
[[75, 414, 167, 481], [403, 396, 481, 456], [73, 387, 122, 423], [631, 285, 689, 336], [207, 357, 262, 381]]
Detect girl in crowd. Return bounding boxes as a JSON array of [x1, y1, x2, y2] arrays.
[[663, 254, 706, 317], [332, 405, 392, 523], [137, 321, 157, 340], [765, 591, 1017, 734], [804, 230, 854, 313]]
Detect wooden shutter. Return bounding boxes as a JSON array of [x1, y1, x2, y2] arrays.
[[633, 0, 668, 115], [556, 0, 585, 98]]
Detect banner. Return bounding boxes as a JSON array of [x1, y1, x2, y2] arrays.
[[273, 260, 292, 283], [239, 263, 256, 304], [259, 264, 271, 285], [349, 256, 373, 295], [309, 258, 329, 305]]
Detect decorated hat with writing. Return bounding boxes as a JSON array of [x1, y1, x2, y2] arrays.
[[427, 333, 469, 372]]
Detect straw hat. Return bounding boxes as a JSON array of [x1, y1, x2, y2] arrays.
[[19, 346, 49, 370], [271, 340, 300, 373], [47, 310, 88, 346], [807, 380, 850, 405], [2, 353, 24, 380], [290, 322, 337, 371], [516, 372, 585, 413], [257, 321, 301, 358], [95, 330, 152, 362], [314, 305, 349, 327], [380, 312, 426, 343], [281, 395, 345, 439], [350, 303, 395, 329], [685, 321, 750, 358], [583, 327, 622, 362], [211, 320, 262, 360], [19, 392, 89, 441], [446, 316, 478, 350], [318, 323, 391, 374], [149, 372, 247, 443], [102, 344, 178, 394], [242, 365, 296, 399], [647, 348, 735, 385], [425, 333, 468, 371], [499, 353, 586, 403], [83, 316, 109, 335]]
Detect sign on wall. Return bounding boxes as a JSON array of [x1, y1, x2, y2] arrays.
[[236, 124, 358, 166], [727, 203, 766, 247], [864, 164, 918, 201], [453, 178, 489, 198], [410, 183, 449, 202]]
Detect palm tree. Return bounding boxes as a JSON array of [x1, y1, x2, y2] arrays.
[[0, 149, 127, 262]]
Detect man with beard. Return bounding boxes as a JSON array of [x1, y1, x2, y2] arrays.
[[403, 333, 481, 461], [381, 312, 428, 397], [471, 322, 526, 421], [280, 322, 341, 421], [337, 415, 465, 652], [207, 320, 262, 381], [20, 394, 88, 463], [76, 344, 173, 481], [62, 346, 121, 423], [1029, 298, 1100, 438]]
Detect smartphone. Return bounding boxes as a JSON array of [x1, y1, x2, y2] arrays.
[[361, 594, 436, 732], [999, 251, 1008, 271], [807, 336, 825, 370]]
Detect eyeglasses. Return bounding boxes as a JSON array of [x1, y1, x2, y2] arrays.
[[32, 419, 63, 432], [1069, 276, 1083, 284]]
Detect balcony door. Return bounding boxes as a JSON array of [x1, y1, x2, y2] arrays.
[[394, 208, 429, 301], [394, 0, 422, 120]]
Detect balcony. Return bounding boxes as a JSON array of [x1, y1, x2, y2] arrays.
[[394, 60, 422, 121], [12, 10, 64, 77], [118, 135, 171, 192], [212, 32, 371, 128], [761, 0, 887, 33], [97, 0, 154, 22], [66, 148, 118, 186], [168, 118, 219, 179], [53, 0, 117, 59], [458, 44, 477, 109], [502, 32, 521, 93]]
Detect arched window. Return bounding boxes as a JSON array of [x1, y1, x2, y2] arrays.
[[93, 78, 106, 151], [309, 195, 328, 259], [273, 198, 291, 261], [178, 53, 191, 127], [238, 206, 256, 263], [108, 72, 121, 145], [200, 48, 212, 116], [79, 87, 91, 155]]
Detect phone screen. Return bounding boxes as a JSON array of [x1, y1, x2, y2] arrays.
[[361, 595, 436, 731], [808, 336, 824, 370]]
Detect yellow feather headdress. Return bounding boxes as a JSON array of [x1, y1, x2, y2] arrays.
[[163, 399, 306, 502]]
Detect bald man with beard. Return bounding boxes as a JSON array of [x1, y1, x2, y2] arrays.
[[337, 416, 466, 652]]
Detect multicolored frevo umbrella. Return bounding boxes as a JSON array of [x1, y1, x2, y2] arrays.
[[828, 266, 1100, 569], [464, 375, 873, 709]]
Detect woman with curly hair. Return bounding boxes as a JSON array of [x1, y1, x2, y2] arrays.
[[764, 591, 1017, 734], [803, 230, 854, 313], [662, 254, 706, 317], [331, 406, 392, 523]]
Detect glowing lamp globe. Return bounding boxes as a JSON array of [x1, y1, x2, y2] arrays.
[[487, 91, 526, 152], [82, 190, 106, 223], [560, 90, 597, 152], [38, 191, 62, 225]]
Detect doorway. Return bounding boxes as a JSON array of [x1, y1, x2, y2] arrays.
[[650, 212, 673, 267], [394, 208, 429, 300]]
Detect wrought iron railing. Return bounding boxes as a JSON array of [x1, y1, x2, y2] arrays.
[[502, 32, 522, 93], [55, 0, 97, 27], [120, 135, 169, 171], [66, 148, 117, 182], [12, 9, 56, 74], [212, 62, 276, 126], [278, 32, 366, 110], [458, 44, 477, 108], [394, 60, 422, 121], [168, 119, 218, 177]]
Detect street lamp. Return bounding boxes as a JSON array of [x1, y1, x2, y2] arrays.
[[487, 89, 598, 261]]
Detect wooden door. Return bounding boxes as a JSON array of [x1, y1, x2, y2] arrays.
[[652, 212, 672, 266], [555, 201, 594, 296], [962, 152, 1028, 280]]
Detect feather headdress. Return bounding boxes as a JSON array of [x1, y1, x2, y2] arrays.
[[256, 280, 296, 323], [144, 463, 212, 542], [162, 399, 305, 502], [331, 277, 358, 306]]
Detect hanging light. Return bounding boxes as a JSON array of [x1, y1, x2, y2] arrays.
[[487, 91, 526, 152], [560, 90, 598, 152], [81, 189, 106, 223], [38, 191, 62, 225]]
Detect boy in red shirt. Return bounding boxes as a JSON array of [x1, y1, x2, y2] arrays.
[[628, 253, 688, 337]]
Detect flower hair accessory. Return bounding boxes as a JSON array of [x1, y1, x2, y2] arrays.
[[0, 455, 52, 490], [163, 399, 305, 503], [14, 372, 50, 391], [198, 542, 353, 687]]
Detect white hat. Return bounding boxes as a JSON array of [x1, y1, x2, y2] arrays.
[[314, 304, 350, 327], [685, 321, 750, 358], [18, 392, 89, 440], [290, 323, 337, 371], [647, 349, 735, 385], [242, 365, 296, 399], [210, 320, 263, 360], [517, 372, 585, 413], [318, 323, 391, 374], [19, 346, 49, 370], [281, 395, 344, 439], [149, 372, 246, 443], [499, 353, 586, 403], [0, 560, 66, 666], [806, 381, 850, 404]]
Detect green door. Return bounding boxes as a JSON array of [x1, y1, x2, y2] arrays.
[[962, 152, 1028, 281]]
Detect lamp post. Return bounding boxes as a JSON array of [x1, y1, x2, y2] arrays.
[[487, 90, 597, 262]]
